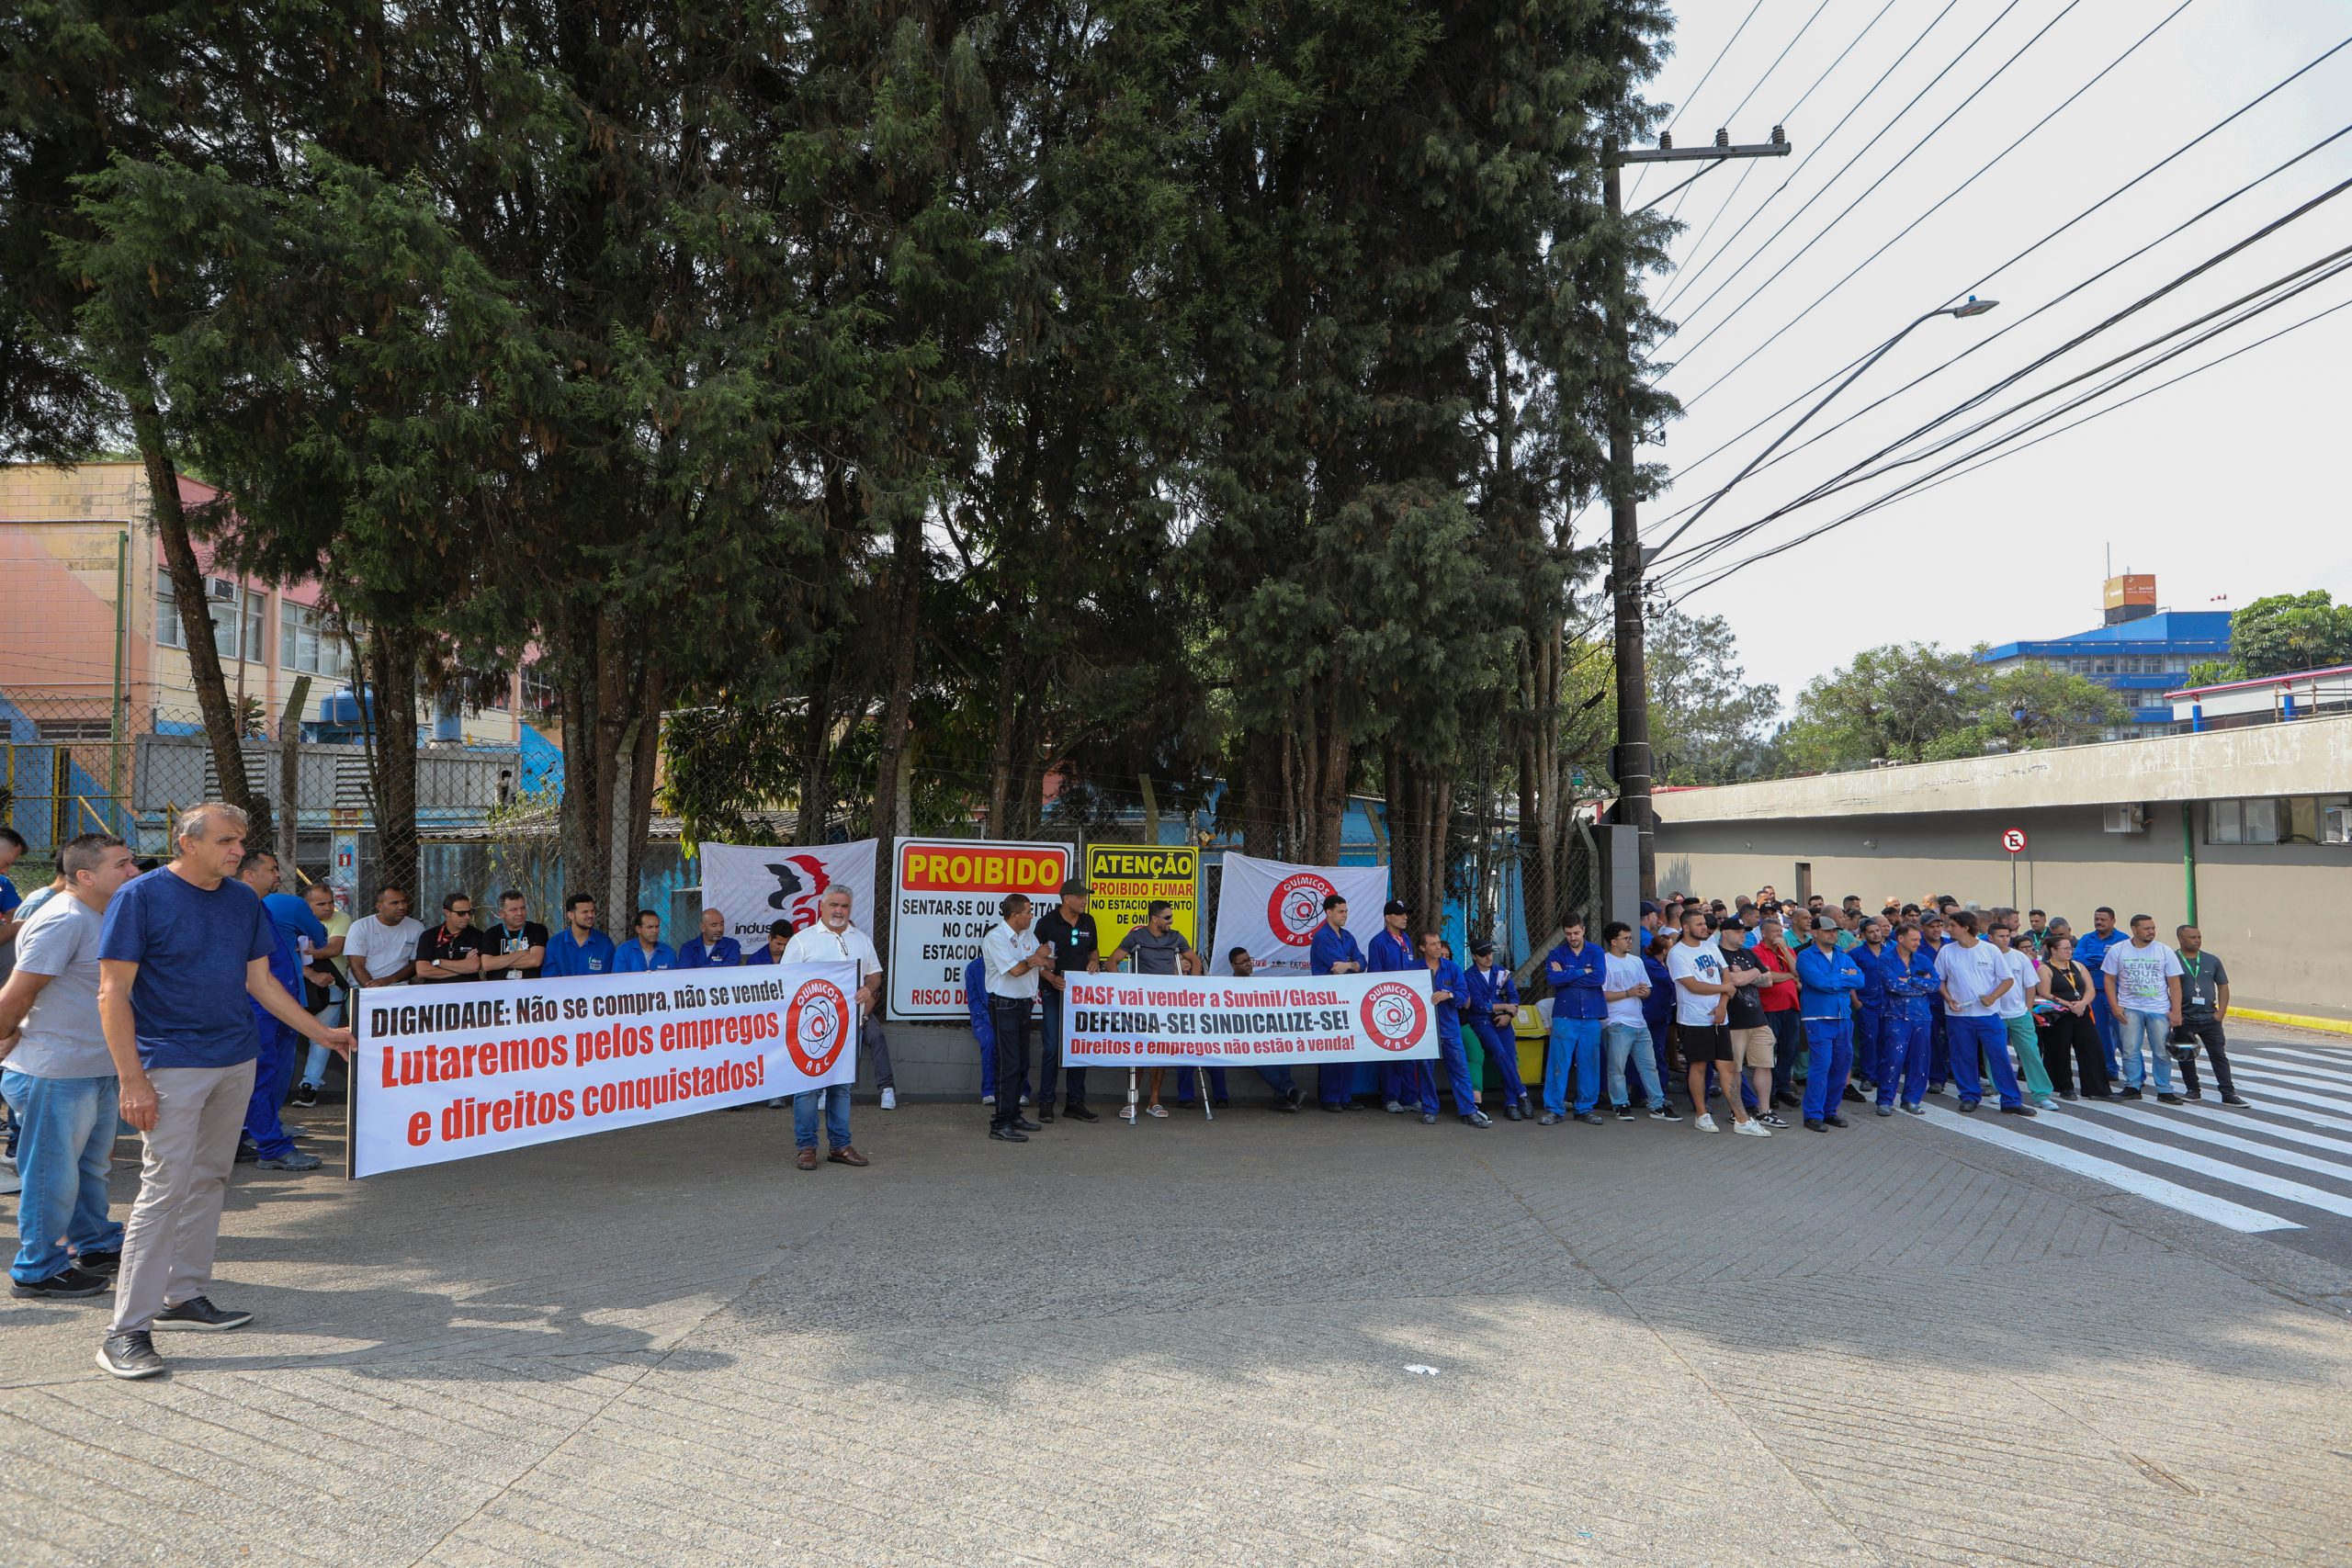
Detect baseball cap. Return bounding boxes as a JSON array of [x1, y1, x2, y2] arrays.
[[1469, 940, 1495, 958], [1383, 899, 1409, 916], [1059, 877, 1089, 896], [1639, 900, 1660, 917]]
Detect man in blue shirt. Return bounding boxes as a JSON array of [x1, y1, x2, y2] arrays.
[[231, 850, 328, 1172], [676, 908, 741, 970], [95, 803, 352, 1380], [1461, 941, 1530, 1120], [1918, 913, 1952, 1094], [541, 893, 616, 977], [1309, 894, 1366, 1111], [2072, 907, 2124, 1084], [1848, 916, 1892, 1101], [1412, 931, 1488, 1127], [1878, 922, 1940, 1115], [614, 909, 675, 973], [1541, 919, 1607, 1125], [1795, 915, 1867, 1129], [1365, 900, 1421, 1112]]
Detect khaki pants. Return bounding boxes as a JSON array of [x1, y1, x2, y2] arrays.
[[111, 1060, 256, 1334]]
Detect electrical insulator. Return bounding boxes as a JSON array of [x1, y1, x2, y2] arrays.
[[1771, 124, 1787, 145], [1657, 132, 1672, 151], [1714, 128, 1729, 148]]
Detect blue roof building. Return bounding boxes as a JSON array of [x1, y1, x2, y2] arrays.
[[1978, 606, 2233, 732]]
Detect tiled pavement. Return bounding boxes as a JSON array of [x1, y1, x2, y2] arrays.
[[5, 1032, 2352, 1565]]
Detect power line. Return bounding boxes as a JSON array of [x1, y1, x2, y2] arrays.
[[1663, 253, 2352, 598], [1658, 0, 1841, 226], [1672, 0, 2193, 414], [1628, 0, 1770, 204], [1667, 0, 2075, 382], [1639, 55, 2352, 542], [1655, 173, 2352, 577], [1657, 0, 1959, 320]]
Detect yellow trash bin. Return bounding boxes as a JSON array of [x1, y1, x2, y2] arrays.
[[1513, 1006, 1547, 1089]]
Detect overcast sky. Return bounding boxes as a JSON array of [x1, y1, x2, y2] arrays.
[[1624, 0, 2352, 708]]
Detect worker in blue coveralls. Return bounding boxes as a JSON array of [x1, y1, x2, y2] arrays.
[[1364, 899, 1420, 1114], [676, 908, 741, 969], [1460, 941, 1531, 1121], [1540, 918, 1607, 1126], [1412, 931, 1488, 1127], [1878, 922, 1939, 1116], [1795, 915, 1867, 1130], [1226, 950, 1305, 1110], [1310, 894, 1366, 1111], [1848, 915, 1893, 1100], [1917, 911, 1952, 1094]]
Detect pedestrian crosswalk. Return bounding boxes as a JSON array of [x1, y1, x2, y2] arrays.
[[1917, 1037, 2352, 1239]]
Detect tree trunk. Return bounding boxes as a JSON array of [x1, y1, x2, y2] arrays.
[[1136, 772, 1159, 849], [136, 403, 266, 840], [1309, 681, 1350, 867], [359, 624, 421, 906], [795, 652, 837, 847], [869, 503, 923, 945], [985, 625, 1020, 838]]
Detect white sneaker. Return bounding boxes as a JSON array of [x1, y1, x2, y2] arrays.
[[1694, 1113, 1720, 1134], [981, 1093, 996, 1107], [879, 1088, 897, 1111], [1733, 1117, 1772, 1137], [1019, 1093, 1031, 1106]]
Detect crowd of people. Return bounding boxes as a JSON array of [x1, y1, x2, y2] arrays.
[[0, 800, 2249, 1381]]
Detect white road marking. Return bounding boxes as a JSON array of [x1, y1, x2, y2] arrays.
[[2070, 1098, 2352, 1184], [1919, 1106, 2301, 1234], [2032, 1114, 2352, 1219]]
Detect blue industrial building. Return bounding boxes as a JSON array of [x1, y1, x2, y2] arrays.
[[1976, 576, 2232, 734]]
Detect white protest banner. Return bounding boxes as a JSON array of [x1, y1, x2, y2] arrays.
[[351, 964, 859, 1178], [888, 837, 1073, 1021], [1061, 970, 1437, 1066], [1207, 851, 1391, 976], [697, 840, 877, 949]]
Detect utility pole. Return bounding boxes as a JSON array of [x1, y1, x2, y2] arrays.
[[1603, 127, 1789, 899]]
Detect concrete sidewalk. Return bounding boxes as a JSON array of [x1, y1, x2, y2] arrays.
[[4, 1068, 2350, 1565]]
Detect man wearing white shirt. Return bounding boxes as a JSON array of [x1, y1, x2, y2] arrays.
[[1600, 921, 1676, 1122], [780, 886, 882, 1168], [2102, 912, 2184, 1103], [343, 886, 424, 989], [1933, 910, 2030, 1115], [980, 894, 1053, 1143]]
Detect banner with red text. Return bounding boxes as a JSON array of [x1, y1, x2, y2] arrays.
[[698, 839, 877, 949], [350, 963, 860, 1178], [1060, 970, 1436, 1066], [1206, 852, 1391, 976], [888, 837, 1074, 1021]]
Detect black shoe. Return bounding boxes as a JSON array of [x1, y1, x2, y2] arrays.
[[1460, 1111, 1493, 1128], [1824, 1114, 1849, 1129], [1804, 1119, 1826, 1132], [1900, 1101, 1924, 1116], [1574, 1111, 1605, 1125], [1037, 1106, 1056, 1124], [1271, 1096, 1299, 1114], [1537, 1111, 1559, 1126], [1842, 1084, 1867, 1103], [1998, 1103, 2038, 1118], [1419, 1111, 1439, 1125], [1927, 1083, 1949, 1098], [153, 1295, 252, 1331], [2221, 1094, 2248, 1106], [1064, 1104, 1100, 1122], [1213, 1099, 1230, 1109], [232, 1142, 260, 1165], [1502, 1101, 1523, 1122], [1957, 1100, 1980, 1114], [2120, 1086, 2143, 1100], [96, 1330, 166, 1380], [1772, 1091, 1802, 1110], [1615, 1106, 1635, 1122], [989, 1125, 1029, 1143], [289, 1083, 319, 1109], [1013, 1117, 1042, 1132], [2156, 1092, 2183, 1105], [1283, 1088, 1306, 1111], [12, 1266, 110, 1300], [1320, 1101, 1345, 1113], [2059, 1090, 2079, 1101], [74, 1248, 121, 1275]]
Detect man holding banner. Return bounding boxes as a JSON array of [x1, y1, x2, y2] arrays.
[[1310, 896, 1365, 1111], [783, 886, 889, 1134], [1365, 901, 1419, 1114]]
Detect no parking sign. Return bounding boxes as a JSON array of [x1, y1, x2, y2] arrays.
[[2000, 828, 2027, 855]]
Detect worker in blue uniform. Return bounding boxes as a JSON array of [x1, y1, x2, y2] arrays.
[[1364, 899, 1421, 1113], [1309, 893, 1366, 1111], [1541, 918, 1607, 1125], [1461, 942, 1531, 1120], [1414, 931, 1488, 1127], [1879, 923, 1939, 1115], [1795, 915, 1867, 1129], [1848, 917, 1893, 1098]]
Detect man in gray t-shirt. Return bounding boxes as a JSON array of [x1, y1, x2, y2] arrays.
[[1102, 900, 1202, 1118], [0, 832, 140, 1296]]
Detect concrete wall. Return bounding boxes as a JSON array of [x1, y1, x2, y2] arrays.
[[1656, 801, 2346, 1012]]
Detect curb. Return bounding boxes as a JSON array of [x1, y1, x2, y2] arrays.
[[2233, 1006, 2352, 1038]]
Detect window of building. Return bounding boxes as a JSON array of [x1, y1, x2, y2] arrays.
[[521, 660, 559, 716], [2208, 797, 2281, 846], [156, 572, 247, 659], [34, 718, 114, 742], [279, 601, 348, 679], [243, 588, 268, 664]]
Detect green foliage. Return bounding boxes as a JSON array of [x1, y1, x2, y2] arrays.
[[1781, 642, 2129, 772], [2225, 591, 2352, 678]]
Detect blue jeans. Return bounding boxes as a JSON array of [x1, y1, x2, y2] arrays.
[[1254, 1065, 1299, 1096], [1, 1069, 124, 1285], [241, 1025, 299, 1159], [1174, 1066, 1230, 1104], [1801, 1018, 1855, 1122], [1882, 1010, 1931, 1108], [793, 1084, 852, 1151], [1648, 1021, 1675, 1102], [2116, 1010, 2176, 1092], [300, 994, 346, 1089], [1466, 1019, 1526, 1103], [1946, 1014, 2022, 1110], [1544, 1016, 1603, 1114], [1766, 1010, 1799, 1100], [1602, 1021, 1662, 1109]]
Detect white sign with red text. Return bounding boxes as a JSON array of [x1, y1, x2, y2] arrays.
[[350, 964, 860, 1178], [1206, 852, 1391, 976], [1060, 970, 1436, 1066], [699, 839, 878, 948]]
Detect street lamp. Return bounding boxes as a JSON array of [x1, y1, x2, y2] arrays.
[[1648, 298, 2000, 558]]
